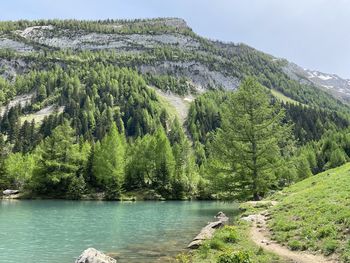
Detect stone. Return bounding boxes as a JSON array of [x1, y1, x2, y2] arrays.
[[187, 239, 203, 249], [215, 211, 229, 223], [2, 189, 19, 196], [187, 212, 229, 249], [75, 248, 116, 263]]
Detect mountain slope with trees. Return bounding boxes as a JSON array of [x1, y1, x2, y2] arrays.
[[0, 18, 349, 201]]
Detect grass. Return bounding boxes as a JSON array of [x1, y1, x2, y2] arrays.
[[176, 223, 287, 263], [270, 89, 306, 106], [268, 163, 350, 262], [20, 113, 47, 124]]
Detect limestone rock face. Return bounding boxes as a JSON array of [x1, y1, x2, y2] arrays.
[[75, 248, 116, 263]]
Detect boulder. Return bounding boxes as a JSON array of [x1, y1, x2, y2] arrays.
[[187, 212, 229, 249], [215, 211, 229, 223], [3, 189, 19, 196], [75, 248, 116, 263]]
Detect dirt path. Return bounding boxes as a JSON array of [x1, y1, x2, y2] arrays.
[[246, 212, 337, 263]]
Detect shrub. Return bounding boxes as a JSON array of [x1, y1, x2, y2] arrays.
[[175, 253, 191, 263], [198, 242, 210, 258], [222, 226, 239, 243], [215, 226, 239, 243], [217, 251, 252, 263], [209, 238, 226, 251]]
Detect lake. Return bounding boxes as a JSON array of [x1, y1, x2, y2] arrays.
[[0, 200, 238, 263]]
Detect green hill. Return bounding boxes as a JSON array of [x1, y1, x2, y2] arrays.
[[269, 163, 350, 262]]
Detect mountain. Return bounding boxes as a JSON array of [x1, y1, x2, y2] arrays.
[[283, 61, 350, 103], [0, 18, 350, 198], [0, 18, 349, 114]]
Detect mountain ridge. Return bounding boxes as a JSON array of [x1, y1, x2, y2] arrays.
[[0, 17, 349, 113]]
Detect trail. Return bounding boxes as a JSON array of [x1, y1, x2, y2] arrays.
[[246, 210, 337, 263]]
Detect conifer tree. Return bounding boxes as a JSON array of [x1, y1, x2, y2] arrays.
[[209, 78, 293, 200], [92, 123, 126, 198]]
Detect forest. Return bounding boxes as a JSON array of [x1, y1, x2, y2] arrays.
[[0, 19, 350, 201], [0, 62, 349, 201]]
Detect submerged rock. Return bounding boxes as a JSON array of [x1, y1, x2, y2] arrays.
[[2, 189, 20, 196], [75, 248, 117, 263]]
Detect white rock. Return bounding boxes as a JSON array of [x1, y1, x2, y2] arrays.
[[75, 248, 116, 263], [2, 189, 20, 196]]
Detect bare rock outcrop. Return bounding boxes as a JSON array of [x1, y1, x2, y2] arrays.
[[75, 248, 116, 263], [187, 211, 229, 249]]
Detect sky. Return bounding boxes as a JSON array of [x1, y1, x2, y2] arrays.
[[1, 0, 350, 78]]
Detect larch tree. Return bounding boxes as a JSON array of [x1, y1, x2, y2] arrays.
[[92, 122, 126, 198], [209, 78, 293, 200]]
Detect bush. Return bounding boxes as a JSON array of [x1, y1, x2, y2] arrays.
[[217, 251, 252, 263], [175, 253, 191, 263], [209, 238, 226, 251], [217, 226, 239, 243], [198, 242, 210, 258]]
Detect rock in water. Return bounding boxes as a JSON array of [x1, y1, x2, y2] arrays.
[[187, 212, 229, 249], [75, 248, 117, 263], [215, 211, 229, 223], [2, 189, 19, 195]]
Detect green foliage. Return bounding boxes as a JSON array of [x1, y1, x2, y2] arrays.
[[30, 121, 86, 195], [217, 251, 252, 263], [92, 123, 126, 198], [209, 238, 226, 251], [0, 18, 350, 204], [287, 240, 304, 251], [215, 226, 239, 243], [3, 152, 36, 189], [67, 176, 86, 200], [190, 221, 285, 263], [208, 78, 293, 200]]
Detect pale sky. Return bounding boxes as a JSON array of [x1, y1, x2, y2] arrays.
[[1, 0, 350, 78]]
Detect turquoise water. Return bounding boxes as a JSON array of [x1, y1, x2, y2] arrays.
[[0, 200, 238, 263]]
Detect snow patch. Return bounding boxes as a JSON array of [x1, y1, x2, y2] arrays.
[[322, 85, 334, 89], [318, 74, 333, 81]]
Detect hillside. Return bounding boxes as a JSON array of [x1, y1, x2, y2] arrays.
[[268, 163, 350, 262], [0, 18, 349, 114], [1, 18, 350, 202]]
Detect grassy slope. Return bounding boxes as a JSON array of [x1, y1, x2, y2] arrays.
[[271, 89, 302, 105], [269, 163, 350, 262]]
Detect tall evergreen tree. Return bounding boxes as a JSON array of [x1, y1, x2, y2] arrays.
[[209, 78, 293, 200], [31, 121, 81, 194], [92, 123, 126, 198]]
